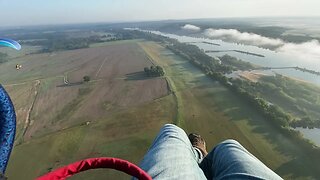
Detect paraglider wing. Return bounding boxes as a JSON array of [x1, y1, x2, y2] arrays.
[[0, 38, 21, 50], [0, 85, 16, 174]]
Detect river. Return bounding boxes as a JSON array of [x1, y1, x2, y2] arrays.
[[295, 128, 320, 147], [143, 29, 320, 146], [147, 30, 320, 86]]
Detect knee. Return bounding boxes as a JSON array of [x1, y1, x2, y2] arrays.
[[219, 139, 243, 147], [162, 123, 182, 132], [223, 139, 240, 144], [212, 139, 246, 155], [159, 124, 187, 139], [163, 123, 178, 128]]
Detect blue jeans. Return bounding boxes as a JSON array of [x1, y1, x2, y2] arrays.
[[139, 124, 282, 180]]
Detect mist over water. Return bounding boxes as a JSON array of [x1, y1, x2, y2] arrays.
[[149, 28, 320, 85], [277, 40, 320, 63], [178, 24, 320, 70], [204, 28, 284, 48], [181, 24, 201, 31], [177, 24, 320, 70], [203, 28, 320, 62]]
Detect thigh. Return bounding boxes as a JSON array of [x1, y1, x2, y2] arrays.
[[139, 124, 206, 180], [200, 139, 282, 180]]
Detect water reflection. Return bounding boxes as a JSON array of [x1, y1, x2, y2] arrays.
[[295, 127, 320, 147], [149, 31, 320, 86]]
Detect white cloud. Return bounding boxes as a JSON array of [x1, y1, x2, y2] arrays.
[[181, 24, 201, 31], [204, 28, 284, 48]]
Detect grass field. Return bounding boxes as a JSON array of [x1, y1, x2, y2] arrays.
[[2, 40, 319, 179], [139, 41, 320, 179], [259, 75, 320, 121]]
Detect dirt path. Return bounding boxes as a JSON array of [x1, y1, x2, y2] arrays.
[[21, 80, 40, 141], [3, 75, 62, 87], [3, 82, 27, 87], [95, 57, 108, 78], [62, 68, 80, 85]]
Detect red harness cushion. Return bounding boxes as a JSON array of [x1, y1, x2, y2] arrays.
[[37, 157, 152, 180]]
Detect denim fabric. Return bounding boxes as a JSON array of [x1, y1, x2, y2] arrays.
[[200, 139, 283, 180], [138, 124, 206, 180], [139, 124, 282, 180]]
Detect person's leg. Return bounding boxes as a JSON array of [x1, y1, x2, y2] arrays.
[[138, 124, 206, 180], [200, 139, 282, 180]]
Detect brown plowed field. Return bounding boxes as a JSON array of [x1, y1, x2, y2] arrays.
[[4, 40, 174, 179]]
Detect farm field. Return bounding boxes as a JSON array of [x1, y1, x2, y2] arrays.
[[3, 40, 174, 179], [1, 40, 319, 179]]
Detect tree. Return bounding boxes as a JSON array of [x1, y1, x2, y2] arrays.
[[155, 66, 165, 76], [83, 75, 91, 82], [144, 67, 150, 73], [144, 66, 165, 77]]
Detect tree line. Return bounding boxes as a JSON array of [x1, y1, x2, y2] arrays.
[[19, 33, 115, 53]]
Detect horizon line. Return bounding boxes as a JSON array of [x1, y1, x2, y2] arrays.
[[1, 15, 320, 30]]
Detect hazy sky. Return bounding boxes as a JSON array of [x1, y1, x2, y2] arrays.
[[1, 0, 320, 27]]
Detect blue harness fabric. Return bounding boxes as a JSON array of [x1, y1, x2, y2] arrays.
[[0, 85, 16, 174]]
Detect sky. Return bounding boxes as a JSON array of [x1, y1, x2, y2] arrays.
[[1, 0, 320, 27]]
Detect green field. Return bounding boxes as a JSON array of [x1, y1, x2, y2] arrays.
[[139, 41, 320, 179], [259, 75, 320, 121], [2, 40, 319, 179]]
